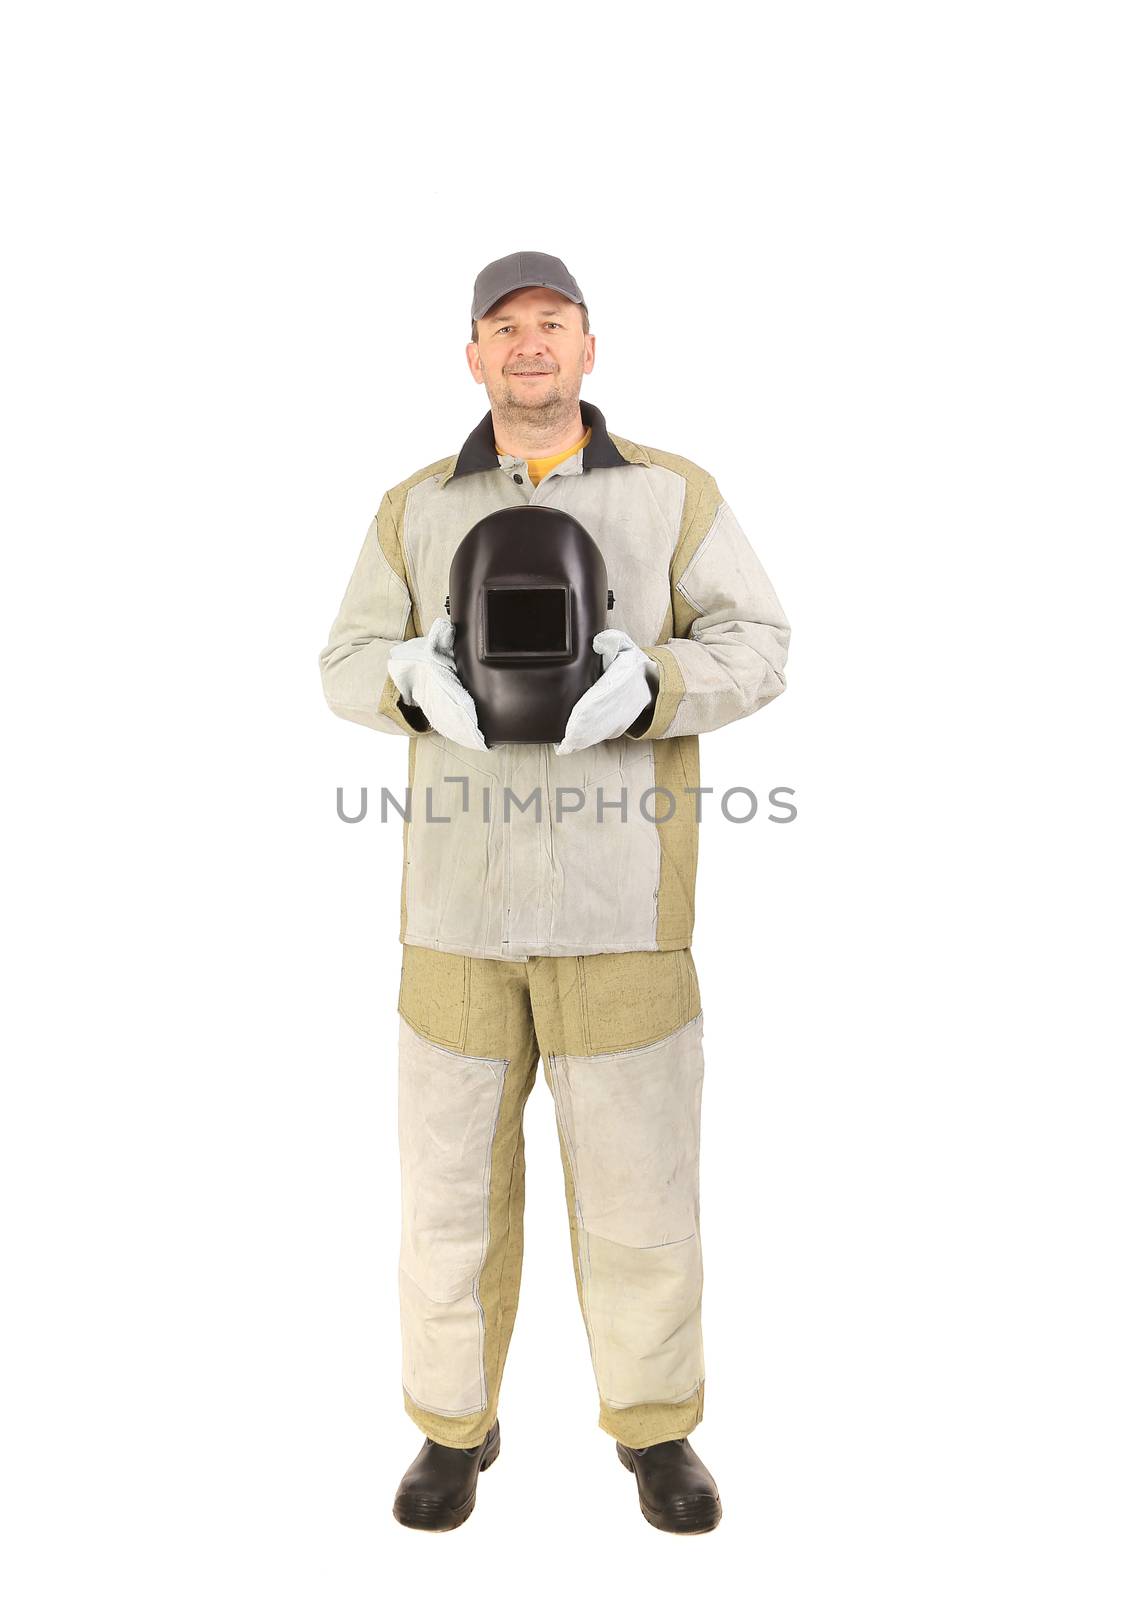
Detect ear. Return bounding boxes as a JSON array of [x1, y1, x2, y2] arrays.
[[465, 343, 485, 383]]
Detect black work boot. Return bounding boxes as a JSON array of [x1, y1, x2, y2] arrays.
[[616, 1436, 722, 1533], [392, 1420, 500, 1531]]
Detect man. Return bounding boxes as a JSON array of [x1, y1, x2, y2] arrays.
[[319, 251, 790, 1534]]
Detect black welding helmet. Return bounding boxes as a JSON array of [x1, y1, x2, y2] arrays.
[[445, 505, 615, 745]]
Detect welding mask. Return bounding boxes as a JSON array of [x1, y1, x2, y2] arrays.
[[444, 505, 615, 745]]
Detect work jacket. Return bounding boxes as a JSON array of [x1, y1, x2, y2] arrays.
[[319, 399, 790, 961]]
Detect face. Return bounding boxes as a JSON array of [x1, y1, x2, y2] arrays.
[[466, 286, 595, 431]]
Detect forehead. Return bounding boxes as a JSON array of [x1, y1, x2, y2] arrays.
[[485, 286, 575, 320]]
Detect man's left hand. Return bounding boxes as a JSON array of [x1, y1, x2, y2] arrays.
[[553, 629, 658, 756]]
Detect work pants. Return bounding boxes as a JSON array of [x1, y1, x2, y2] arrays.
[[395, 944, 707, 1449]]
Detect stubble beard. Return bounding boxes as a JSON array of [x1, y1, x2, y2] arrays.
[[486, 366, 582, 442]]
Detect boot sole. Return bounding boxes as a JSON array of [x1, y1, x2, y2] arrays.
[[393, 1434, 500, 1531], [616, 1442, 722, 1534]]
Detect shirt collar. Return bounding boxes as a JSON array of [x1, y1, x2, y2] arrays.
[[440, 398, 630, 486]]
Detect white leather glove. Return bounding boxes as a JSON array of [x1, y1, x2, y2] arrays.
[[387, 618, 488, 751], [553, 629, 659, 756]]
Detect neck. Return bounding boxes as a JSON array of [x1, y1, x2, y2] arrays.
[[492, 404, 586, 462]]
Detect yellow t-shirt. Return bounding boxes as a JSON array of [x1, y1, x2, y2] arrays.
[[497, 425, 593, 487]]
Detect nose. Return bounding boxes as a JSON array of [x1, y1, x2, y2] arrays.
[[511, 333, 550, 365]]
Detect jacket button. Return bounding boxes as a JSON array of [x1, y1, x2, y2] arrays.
[[513, 473, 523, 484]]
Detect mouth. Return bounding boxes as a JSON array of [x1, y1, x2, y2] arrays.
[[510, 370, 552, 378]]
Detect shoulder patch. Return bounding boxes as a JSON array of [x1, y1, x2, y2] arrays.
[[387, 455, 458, 508], [605, 431, 652, 468], [626, 442, 714, 490]]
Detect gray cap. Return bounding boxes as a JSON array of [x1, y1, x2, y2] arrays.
[[471, 250, 586, 323]]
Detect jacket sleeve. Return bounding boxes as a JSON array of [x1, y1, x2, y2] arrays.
[[625, 473, 790, 740], [318, 491, 432, 736]]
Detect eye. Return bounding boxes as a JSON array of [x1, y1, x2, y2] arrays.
[[494, 322, 563, 334]]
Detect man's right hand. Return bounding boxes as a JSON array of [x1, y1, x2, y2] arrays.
[[388, 618, 489, 750]]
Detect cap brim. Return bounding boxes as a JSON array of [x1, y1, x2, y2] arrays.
[[474, 282, 583, 320]]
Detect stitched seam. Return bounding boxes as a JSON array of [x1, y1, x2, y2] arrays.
[[398, 1010, 462, 1052], [548, 1054, 601, 1381], [675, 505, 723, 609], [493, 1079, 527, 1407], [471, 1060, 508, 1412], [395, 487, 425, 636], [577, 958, 592, 1055], [602, 1377, 705, 1413], [399, 1017, 508, 1066], [457, 957, 470, 1053], [399, 1261, 475, 1305], [399, 937, 665, 957], [547, 1055, 586, 1233], [557, 1009, 702, 1063], [402, 1381, 490, 1420], [584, 1229, 698, 1250]]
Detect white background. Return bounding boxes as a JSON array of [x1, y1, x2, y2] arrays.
[[2, 3, 1122, 1595]]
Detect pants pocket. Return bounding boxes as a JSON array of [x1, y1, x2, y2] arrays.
[[398, 945, 470, 1050], [576, 947, 696, 1055]]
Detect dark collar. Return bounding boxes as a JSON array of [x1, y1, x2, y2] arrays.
[[445, 398, 629, 482]]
